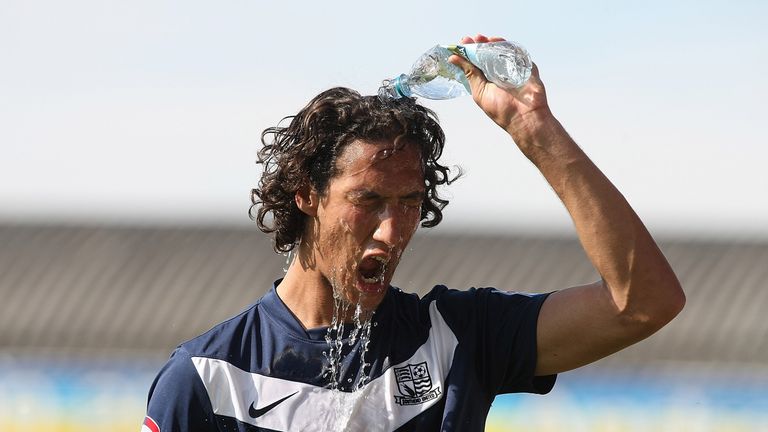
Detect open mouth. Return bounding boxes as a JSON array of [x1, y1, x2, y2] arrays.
[[357, 255, 388, 286]]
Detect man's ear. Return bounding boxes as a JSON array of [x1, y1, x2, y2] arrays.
[[295, 185, 319, 216]]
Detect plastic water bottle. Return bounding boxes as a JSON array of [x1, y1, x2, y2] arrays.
[[378, 41, 532, 100], [378, 45, 471, 100]]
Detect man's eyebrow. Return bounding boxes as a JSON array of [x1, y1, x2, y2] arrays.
[[346, 190, 380, 200], [346, 189, 425, 199]]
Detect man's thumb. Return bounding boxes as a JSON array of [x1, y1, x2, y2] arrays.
[[448, 54, 487, 93]]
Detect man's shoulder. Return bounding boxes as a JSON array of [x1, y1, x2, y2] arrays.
[[177, 296, 266, 359], [389, 284, 452, 302], [400, 285, 550, 333], [386, 284, 479, 328], [388, 284, 503, 311], [386, 284, 452, 314], [419, 285, 548, 304], [395, 284, 499, 306]]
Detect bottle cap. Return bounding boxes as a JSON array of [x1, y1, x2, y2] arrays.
[[377, 75, 410, 100]]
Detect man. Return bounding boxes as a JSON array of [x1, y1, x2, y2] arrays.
[[142, 34, 685, 431]]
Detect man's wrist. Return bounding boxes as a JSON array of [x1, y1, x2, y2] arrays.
[[505, 108, 567, 157]]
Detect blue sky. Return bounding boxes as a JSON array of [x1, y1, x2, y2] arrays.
[[1, 0, 766, 238]]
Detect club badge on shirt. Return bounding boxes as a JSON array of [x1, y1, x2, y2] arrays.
[[394, 361, 441, 406]]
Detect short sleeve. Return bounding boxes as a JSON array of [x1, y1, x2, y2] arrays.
[[437, 287, 556, 396], [143, 348, 217, 432]]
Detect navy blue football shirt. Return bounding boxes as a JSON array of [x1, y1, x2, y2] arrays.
[[143, 281, 555, 431]]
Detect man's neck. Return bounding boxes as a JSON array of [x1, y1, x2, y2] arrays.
[[276, 259, 337, 330]]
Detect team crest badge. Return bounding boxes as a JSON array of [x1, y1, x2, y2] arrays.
[[393, 361, 441, 405]]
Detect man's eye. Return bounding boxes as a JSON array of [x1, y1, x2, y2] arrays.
[[402, 198, 422, 208], [356, 198, 380, 208]]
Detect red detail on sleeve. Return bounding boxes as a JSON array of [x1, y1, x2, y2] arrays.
[[143, 416, 160, 432]]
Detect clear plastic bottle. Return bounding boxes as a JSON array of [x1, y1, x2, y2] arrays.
[[444, 41, 532, 91], [378, 45, 471, 100], [379, 41, 532, 100]]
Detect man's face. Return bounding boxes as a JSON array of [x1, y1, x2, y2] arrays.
[[307, 139, 425, 312]]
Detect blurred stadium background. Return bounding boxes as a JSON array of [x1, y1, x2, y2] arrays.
[[1, 224, 766, 431], [3, 1, 768, 430]]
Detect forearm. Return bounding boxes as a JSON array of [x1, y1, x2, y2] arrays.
[[512, 110, 683, 323]]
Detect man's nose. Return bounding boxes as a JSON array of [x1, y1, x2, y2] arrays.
[[372, 205, 407, 248]]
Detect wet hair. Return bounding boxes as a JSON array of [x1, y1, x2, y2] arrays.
[[250, 87, 458, 253]]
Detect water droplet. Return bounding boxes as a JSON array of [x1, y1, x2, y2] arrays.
[[281, 249, 294, 273]]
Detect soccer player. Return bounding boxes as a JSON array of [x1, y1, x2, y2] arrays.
[[142, 34, 685, 431]]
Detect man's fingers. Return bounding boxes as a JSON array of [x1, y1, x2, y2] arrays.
[[453, 33, 513, 92], [447, 53, 472, 74], [531, 62, 541, 80], [447, 53, 488, 95], [461, 34, 506, 45], [447, 54, 479, 77]]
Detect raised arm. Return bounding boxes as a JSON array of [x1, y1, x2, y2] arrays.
[[449, 35, 685, 376]]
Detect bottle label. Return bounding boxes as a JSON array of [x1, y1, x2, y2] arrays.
[[442, 44, 479, 67]]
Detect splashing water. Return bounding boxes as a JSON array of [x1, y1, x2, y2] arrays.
[[315, 217, 415, 429], [323, 288, 350, 392], [353, 303, 374, 391], [321, 291, 379, 430], [282, 248, 294, 273]]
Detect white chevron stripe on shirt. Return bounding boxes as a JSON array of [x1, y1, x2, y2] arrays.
[[191, 300, 458, 432]]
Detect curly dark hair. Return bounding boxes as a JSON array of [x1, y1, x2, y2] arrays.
[[250, 87, 459, 253]]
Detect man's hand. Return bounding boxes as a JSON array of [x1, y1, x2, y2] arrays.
[[447, 34, 549, 139]]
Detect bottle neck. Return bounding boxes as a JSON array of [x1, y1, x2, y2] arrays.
[[378, 74, 411, 100], [394, 74, 411, 98]]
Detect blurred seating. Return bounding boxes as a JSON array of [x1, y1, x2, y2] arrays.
[[1, 224, 766, 374]]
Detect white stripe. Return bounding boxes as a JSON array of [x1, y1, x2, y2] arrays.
[[191, 301, 458, 432]]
